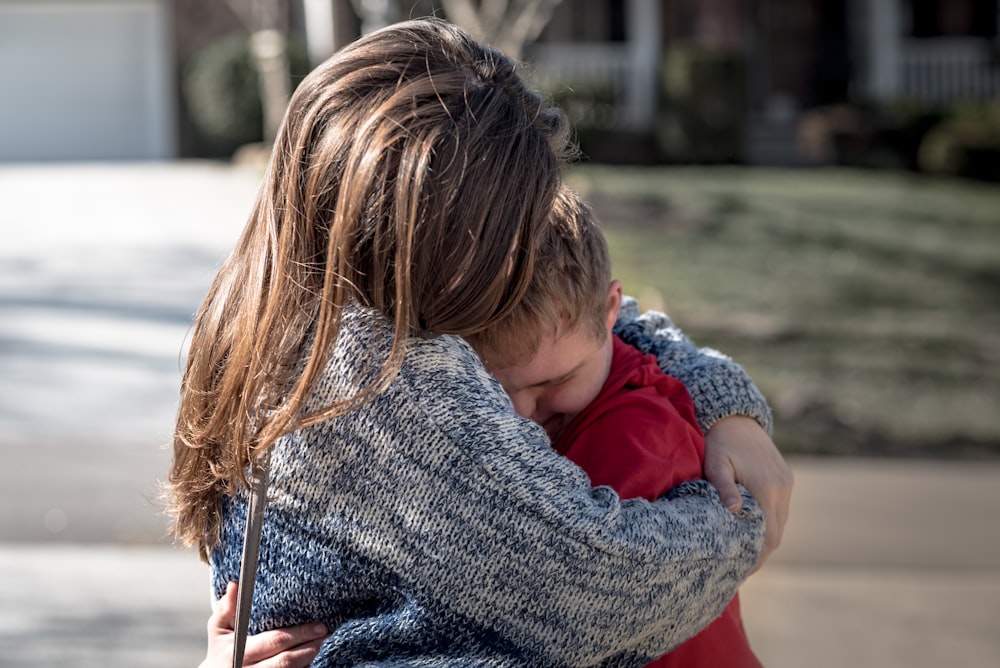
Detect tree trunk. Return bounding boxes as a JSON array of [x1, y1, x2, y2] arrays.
[[249, 29, 290, 145], [440, 0, 564, 60]]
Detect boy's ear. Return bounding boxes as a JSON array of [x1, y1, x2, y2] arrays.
[[605, 280, 623, 334]]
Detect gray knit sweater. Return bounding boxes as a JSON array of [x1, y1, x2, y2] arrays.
[[211, 298, 768, 666]]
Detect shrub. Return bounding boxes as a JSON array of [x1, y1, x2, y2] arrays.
[[879, 98, 945, 170], [918, 101, 1000, 181], [656, 46, 746, 163], [182, 32, 309, 158]]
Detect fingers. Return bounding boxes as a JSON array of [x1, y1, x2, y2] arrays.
[[749, 461, 793, 572], [703, 456, 742, 512], [201, 582, 238, 668], [243, 624, 329, 667], [208, 581, 238, 635], [762, 465, 794, 558], [246, 635, 327, 668], [703, 416, 795, 571], [205, 581, 328, 668]]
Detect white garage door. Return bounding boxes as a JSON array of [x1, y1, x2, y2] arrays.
[[0, 0, 175, 161]]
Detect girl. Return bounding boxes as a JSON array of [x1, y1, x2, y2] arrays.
[[170, 18, 789, 666]]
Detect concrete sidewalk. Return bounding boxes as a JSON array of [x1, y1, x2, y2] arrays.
[[2, 457, 998, 668], [1, 163, 998, 667], [740, 457, 1000, 667]]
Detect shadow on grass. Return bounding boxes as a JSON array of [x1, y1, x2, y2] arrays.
[[774, 400, 1000, 460]]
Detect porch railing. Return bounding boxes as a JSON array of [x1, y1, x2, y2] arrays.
[[899, 38, 1000, 104], [524, 42, 637, 129]]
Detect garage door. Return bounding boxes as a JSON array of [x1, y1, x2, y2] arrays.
[[0, 0, 174, 161]]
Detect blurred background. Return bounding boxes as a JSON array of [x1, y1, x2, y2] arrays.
[[1, 0, 998, 666]]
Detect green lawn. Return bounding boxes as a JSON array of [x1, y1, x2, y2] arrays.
[[565, 165, 1000, 458]]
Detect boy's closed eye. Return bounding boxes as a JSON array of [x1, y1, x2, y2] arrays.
[[530, 372, 575, 389]]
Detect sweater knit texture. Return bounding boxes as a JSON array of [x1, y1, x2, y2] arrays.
[[211, 299, 767, 666]]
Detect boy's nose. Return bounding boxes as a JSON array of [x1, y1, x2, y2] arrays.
[[509, 392, 535, 420]]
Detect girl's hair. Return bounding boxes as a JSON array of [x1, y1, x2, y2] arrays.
[[468, 187, 612, 369], [168, 18, 572, 558]]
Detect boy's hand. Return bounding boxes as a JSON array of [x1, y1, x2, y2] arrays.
[[201, 581, 328, 668], [704, 416, 793, 570]]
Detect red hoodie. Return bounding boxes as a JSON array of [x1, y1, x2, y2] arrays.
[[553, 336, 762, 668]]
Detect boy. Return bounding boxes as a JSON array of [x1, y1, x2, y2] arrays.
[[468, 187, 762, 667]]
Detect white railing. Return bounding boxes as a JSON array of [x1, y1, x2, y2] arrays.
[[524, 42, 637, 128], [899, 38, 1000, 103]]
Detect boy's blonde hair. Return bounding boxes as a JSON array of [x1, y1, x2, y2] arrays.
[[470, 187, 612, 368]]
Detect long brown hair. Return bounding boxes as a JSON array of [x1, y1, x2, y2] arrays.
[[167, 18, 572, 559]]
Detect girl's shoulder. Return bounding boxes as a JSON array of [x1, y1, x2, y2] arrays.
[[328, 303, 514, 416]]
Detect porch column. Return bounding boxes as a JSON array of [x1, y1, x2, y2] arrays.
[[626, 0, 661, 131], [303, 0, 336, 67], [862, 0, 901, 101]]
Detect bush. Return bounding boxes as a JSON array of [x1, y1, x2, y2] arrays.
[[918, 101, 1000, 181], [182, 33, 310, 158], [879, 98, 945, 171], [656, 46, 746, 163]]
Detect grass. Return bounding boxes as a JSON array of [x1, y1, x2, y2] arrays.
[[565, 165, 1000, 458]]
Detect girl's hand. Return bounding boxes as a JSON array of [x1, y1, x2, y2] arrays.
[[704, 416, 794, 570], [200, 581, 328, 668]]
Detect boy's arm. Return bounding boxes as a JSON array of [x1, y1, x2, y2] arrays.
[[613, 296, 771, 434], [613, 296, 792, 563]]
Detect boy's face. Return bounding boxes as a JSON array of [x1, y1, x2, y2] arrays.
[[488, 281, 622, 440]]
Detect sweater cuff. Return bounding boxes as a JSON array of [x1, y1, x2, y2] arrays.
[[687, 366, 774, 436]]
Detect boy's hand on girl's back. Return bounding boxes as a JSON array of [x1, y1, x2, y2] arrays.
[[703, 416, 794, 571], [201, 581, 328, 668]]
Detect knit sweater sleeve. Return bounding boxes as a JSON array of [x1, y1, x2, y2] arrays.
[[613, 296, 773, 435], [211, 307, 765, 666]]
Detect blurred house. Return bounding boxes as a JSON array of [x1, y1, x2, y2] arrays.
[[527, 0, 1000, 165], [3, 0, 998, 164], [0, 0, 176, 161]]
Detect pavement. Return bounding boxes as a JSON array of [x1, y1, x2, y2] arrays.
[[1, 162, 998, 667]]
